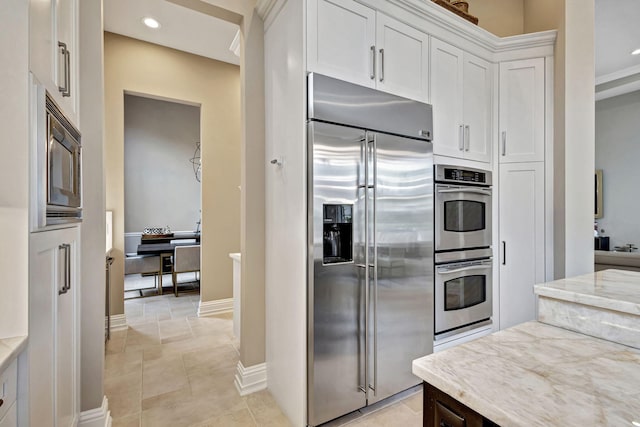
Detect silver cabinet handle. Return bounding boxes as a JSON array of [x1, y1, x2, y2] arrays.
[[58, 243, 71, 295], [464, 125, 470, 151], [58, 42, 69, 96], [370, 46, 376, 80], [458, 125, 464, 151], [379, 48, 384, 82], [501, 131, 506, 156], [58, 42, 71, 97]]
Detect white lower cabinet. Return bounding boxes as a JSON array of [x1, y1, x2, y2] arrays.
[[29, 226, 80, 427], [0, 404, 16, 427], [499, 162, 545, 330]]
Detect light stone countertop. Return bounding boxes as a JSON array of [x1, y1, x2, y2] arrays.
[[534, 269, 640, 315], [412, 321, 640, 427], [0, 336, 27, 373]]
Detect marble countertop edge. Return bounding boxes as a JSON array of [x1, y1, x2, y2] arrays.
[[534, 285, 640, 315], [0, 335, 28, 373]]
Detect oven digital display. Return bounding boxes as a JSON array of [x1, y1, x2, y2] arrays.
[[444, 168, 486, 183]]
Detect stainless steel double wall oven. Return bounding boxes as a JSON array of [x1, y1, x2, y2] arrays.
[[307, 73, 434, 426], [434, 165, 493, 337]]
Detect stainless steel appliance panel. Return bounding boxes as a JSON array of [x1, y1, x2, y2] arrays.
[[308, 73, 433, 142], [308, 122, 367, 426], [435, 258, 493, 334], [367, 132, 433, 404], [434, 184, 492, 252]]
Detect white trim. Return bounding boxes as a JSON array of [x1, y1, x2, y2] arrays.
[[234, 361, 267, 396], [229, 29, 241, 57], [595, 63, 640, 85], [257, 0, 287, 30], [109, 314, 127, 331], [595, 80, 640, 101], [78, 396, 112, 427], [197, 298, 233, 317]]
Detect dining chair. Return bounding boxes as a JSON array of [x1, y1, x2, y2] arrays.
[[172, 245, 201, 297], [124, 254, 162, 295]]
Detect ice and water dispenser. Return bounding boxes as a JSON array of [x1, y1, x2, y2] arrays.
[[323, 204, 353, 264]]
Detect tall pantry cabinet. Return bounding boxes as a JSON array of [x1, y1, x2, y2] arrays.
[[498, 57, 548, 329], [28, 0, 82, 425]]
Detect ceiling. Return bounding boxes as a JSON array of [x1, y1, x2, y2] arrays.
[[104, 0, 240, 66], [595, 0, 640, 79], [105, 1, 638, 83]]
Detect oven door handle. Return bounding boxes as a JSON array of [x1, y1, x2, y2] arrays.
[[436, 264, 492, 275], [437, 188, 491, 196]]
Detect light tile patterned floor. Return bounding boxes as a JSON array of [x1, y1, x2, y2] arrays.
[[105, 294, 422, 427]]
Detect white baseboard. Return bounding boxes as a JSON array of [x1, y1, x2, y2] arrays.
[[234, 361, 267, 396], [197, 298, 233, 317], [109, 314, 127, 331], [78, 396, 112, 427]]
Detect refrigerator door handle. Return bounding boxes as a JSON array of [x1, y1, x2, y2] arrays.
[[370, 134, 378, 396], [363, 133, 370, 399]]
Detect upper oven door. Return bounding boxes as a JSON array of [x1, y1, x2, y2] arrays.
[[47, 112, 81, 209], [435, 184, 491, 252]]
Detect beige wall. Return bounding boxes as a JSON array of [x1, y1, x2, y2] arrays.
[[472, 0, 524, 37], [105, 32, 241, 315], [523, 0, 595, 278]]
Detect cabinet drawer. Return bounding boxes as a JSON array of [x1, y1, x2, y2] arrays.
[[0, 359, 17, 422]]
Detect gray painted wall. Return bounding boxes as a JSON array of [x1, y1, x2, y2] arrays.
[[595, 90, 640, 249], [124, 95, 201, 233]]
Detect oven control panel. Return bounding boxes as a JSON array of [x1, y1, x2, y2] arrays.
[[435, 164, 492, 186]]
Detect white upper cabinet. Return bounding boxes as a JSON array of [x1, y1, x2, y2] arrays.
[[375, 14, 429, 102], [430, 38, 492, 163], [308, 0, 376, 88], [307, 0, 429, 102], [30, 0, 79, 127], [499, 58, 545, 163]]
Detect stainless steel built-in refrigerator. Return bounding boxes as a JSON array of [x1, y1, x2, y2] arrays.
[[307, 73, 434, 426]]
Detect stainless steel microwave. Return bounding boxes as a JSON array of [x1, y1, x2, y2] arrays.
[[33, 78, 82, 228]]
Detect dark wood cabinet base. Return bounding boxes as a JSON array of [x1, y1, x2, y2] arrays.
[[423, 382, 500, 427]]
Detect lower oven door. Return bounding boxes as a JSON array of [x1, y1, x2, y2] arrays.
[[435, 258, 492, 335]]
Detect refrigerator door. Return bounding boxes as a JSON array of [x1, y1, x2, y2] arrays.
[[367, 131, 433, 404], [308, 121, 367, 426]]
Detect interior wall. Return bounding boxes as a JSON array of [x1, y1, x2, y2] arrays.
[[595, 91, 640, 248], [79, 0, 106, 411], [0, 0, 29, 339], [472, 0, 524, 37], [105, 32, 241, 315], [524, 0, 595, 277], [124, 95, 201, 233]]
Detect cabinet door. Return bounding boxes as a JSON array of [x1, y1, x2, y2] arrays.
[[307, 0, 376, 88], [462, 53, 492, 163], [375, 14, 429, 102], [29, 227, 80, 427], [499, 163, 544, 330], [29, 0, 79, 127], [430, 38, 463, 159], [54, 0, 78, 124], [499, 58, 545, 163], [0, 403, 16, 427]]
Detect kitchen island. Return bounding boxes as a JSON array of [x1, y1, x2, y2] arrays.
[[413, 269, 640, 426]]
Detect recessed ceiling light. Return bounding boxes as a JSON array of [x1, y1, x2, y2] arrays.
[[632, 48, 640, 56], [142, 17, 160, 29]]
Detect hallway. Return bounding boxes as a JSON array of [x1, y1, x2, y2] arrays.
[[104, 294, 423, 426]]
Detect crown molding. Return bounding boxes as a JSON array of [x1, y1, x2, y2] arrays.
[[595, 64, 640, 86], [256, 0, 287, 30], [229, 28, 241, 57]]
